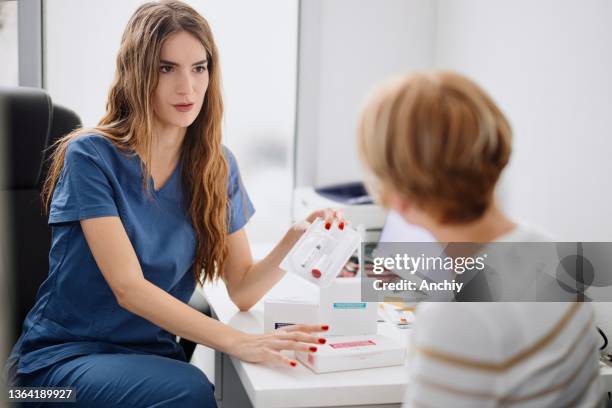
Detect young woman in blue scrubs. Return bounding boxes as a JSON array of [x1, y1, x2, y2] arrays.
[[4, 1, 339, 406]]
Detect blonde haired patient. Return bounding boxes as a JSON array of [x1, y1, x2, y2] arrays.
[[358, 71, 603, 407]]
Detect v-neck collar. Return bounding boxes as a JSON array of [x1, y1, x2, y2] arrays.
[[134, 154, 182, 196], [151, 160, 181, 194]]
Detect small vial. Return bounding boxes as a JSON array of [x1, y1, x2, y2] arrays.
[[311, 255, 330, 279]]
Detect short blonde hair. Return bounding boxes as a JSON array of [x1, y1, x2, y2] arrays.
[[358, 71, 512, 224]]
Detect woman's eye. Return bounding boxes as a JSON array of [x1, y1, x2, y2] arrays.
[[160, 65, 173, 73], [195, 65, 208, 73]]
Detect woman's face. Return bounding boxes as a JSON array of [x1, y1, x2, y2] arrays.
[[153, 31, 209, 131]]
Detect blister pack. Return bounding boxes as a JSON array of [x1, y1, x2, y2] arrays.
[[280, 218, 361, 287]]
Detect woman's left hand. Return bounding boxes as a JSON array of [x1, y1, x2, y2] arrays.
[[284, 208, 348, 247]]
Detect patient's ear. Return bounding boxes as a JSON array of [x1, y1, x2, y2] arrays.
[[387, 191, 412, 219]]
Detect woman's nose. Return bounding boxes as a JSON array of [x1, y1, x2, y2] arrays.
[[175, 71, 192, 95]]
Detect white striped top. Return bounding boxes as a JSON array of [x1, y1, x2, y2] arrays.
[[404, 226, 604, 407]]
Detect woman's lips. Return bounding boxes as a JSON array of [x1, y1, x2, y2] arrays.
[[173, 103, 194, 112]]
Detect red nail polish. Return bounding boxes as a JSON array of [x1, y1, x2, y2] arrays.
[[325, 222, 331, 230], [338, 222, 345, 230], [312, 269, 322, 279], [309, 346, 317, 352], [290, 361, 297, 367], [321, 325, 329, 331], [318, 338, 326, 344]]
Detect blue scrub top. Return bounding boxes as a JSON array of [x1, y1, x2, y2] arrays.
[[5, 133, 254, 378]]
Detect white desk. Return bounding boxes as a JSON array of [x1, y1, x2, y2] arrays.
[[201, 273, 409, 408], [201, 273, 612, 408]]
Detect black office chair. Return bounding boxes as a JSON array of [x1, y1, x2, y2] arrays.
[[0, 86, 81, 349]]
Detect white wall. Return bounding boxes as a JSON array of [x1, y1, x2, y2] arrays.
[[435, 0, 612, 240], [44, 0, 297, 243], [295, 0, 437, 187], [0, 1, 19, 86], [301, 0, 612, 240]]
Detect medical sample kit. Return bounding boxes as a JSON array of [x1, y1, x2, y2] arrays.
[[267, 218, 406, 373], [269, 218, 376, 336], [280, 217, 361, 288], [295, 334, 406, 373]]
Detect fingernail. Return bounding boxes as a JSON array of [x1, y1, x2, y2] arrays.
[[290, 361, 297, 367], [338, 222, 345, 230], [325, 222, 331, 230], [318, 338, 326, 344], [309, 346, 317, 352], [321, 325, 329, 331], [311, 269, 322, 279]]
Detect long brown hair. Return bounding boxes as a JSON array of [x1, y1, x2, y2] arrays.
[[42, 0, 228, 285]]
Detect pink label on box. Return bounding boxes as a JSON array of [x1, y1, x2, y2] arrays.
[[329, 340, 376, 349]]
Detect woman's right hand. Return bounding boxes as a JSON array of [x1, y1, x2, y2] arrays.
[[228, 324, 329, 367]]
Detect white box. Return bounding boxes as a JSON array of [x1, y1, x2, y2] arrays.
[[263, 279, 377, 336], [296, 334, 406, 373], [318, 278, 377, 336], [264, 297, 319, 333]]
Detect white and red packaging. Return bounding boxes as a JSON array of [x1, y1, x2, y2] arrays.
[[279, 218, 361, 288], [295, 334, 406, 373], [263, 297, 319, 333], [272, 222, 378, 337]]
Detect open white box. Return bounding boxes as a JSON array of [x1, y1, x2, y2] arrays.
[[318, 277, 377, 336], [264, 278, 377, 336]]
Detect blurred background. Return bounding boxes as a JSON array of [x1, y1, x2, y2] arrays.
[[1, 0, 612, 379], [295, 0, 612, 243], [3, 0, 612, 243]]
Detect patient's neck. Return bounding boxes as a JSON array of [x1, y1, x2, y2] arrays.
[[424, 203, 516, 243]]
